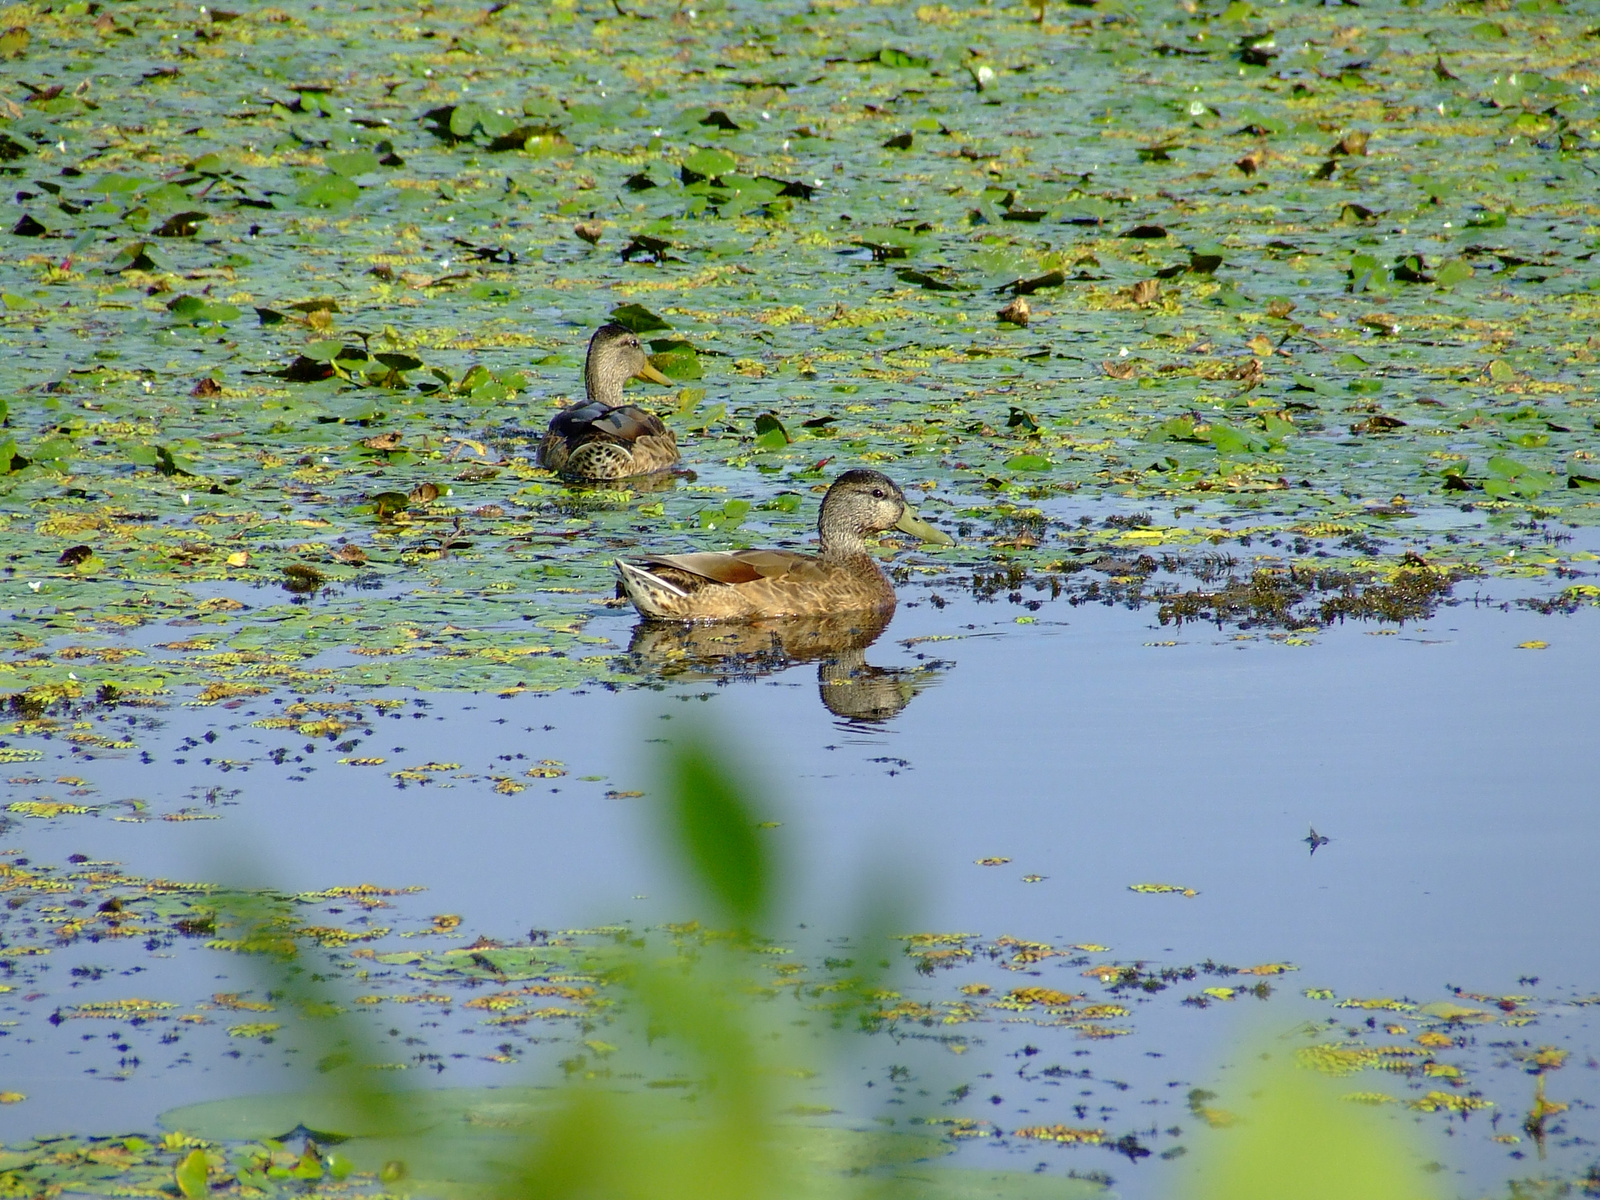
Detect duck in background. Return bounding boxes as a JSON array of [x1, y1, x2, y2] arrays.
[[538, 324, 678, 480], [615, 469, 953, 621]]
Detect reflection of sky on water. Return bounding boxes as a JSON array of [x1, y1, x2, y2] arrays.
[[3, 583, 1598, 1196]]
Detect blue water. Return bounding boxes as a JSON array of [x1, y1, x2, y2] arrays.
[[2, 573, 1597, 1197]]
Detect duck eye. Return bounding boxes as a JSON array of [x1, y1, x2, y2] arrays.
[[871, 488, 885, 498]]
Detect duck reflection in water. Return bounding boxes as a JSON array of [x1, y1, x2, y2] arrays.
[[626, 609, 946, 724], [559, 465, 686, 497]]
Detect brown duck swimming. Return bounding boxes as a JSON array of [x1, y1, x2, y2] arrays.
[[538, 324, 677, 480], [615, 469, 953, 621]]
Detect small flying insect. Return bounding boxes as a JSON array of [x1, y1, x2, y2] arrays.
[[1305, 827, 1330, 856]]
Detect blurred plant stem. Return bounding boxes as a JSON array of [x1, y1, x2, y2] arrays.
[[190, 722, 1444, 1200]]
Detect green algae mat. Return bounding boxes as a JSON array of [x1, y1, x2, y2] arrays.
[[2, 0, 1599, 702]]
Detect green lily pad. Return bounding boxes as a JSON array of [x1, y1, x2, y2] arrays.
[[296, 173, 361, 209]]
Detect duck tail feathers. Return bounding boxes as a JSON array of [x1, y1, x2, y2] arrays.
[[615, 559, 687, 618]]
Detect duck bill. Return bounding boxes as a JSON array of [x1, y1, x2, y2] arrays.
[[636, 360, 673, 386], [894, 508, 955, 546]]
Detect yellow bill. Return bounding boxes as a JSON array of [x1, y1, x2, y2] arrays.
[[636, 360, 673, 386], [894, 507, 955, 546]]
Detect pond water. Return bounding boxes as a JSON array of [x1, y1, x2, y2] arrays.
[[4, 0, 1600, 1191], [3, 559, 1597, 1199]]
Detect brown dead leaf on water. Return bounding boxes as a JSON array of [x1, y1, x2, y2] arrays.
[[1351, 416, 1407, 435], [1128, 279, 1160, 307], [996, 296, 1030, 325], [1235, 149, 1264, 176], [281, 564, 326, 593], [1331, 129, 1369, 156], [574, 222, 604, 245], [1266, 298, 1296, 319], [1101, 358, 1137, 380], [1230, 357, 1265, 387], [1245, 334, 1275, 357], [1008, 986, 1084, 1006]]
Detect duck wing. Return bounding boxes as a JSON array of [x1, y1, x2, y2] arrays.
[[618, 547, 892, 620], [549, 402, 665, 443], [546, 399, 609, 440], [589, 405, 668, 441], [635, 549, 823, 588], [542, 403, 678, 477]]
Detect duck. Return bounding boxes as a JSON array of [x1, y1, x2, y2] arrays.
[[615, 469, 954, 621], [537, 324, 678, 480]]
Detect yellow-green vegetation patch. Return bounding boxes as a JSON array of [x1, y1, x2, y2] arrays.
[[0, 847, 1593, 1190], [1, 0, 1598, 698]]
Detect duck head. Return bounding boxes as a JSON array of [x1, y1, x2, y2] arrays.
[[818, 469, 955, 555], [585, 323, 672, 404]]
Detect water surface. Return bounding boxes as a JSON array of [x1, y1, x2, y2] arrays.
[[4, 577, 1596, 1198]]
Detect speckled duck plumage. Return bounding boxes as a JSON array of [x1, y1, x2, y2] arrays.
[[615, 469, 954, 622], [537, 324, 678, 480]]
